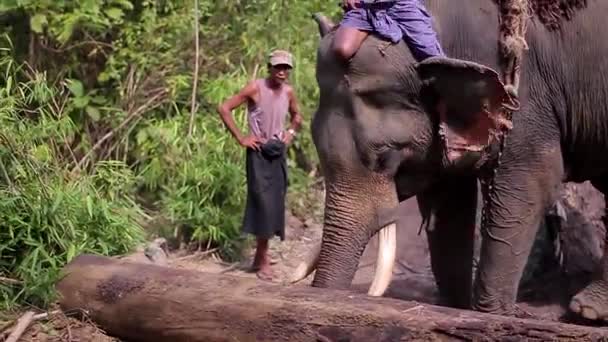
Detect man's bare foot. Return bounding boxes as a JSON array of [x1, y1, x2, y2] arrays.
[[249, 255, 278, 271], [256, 266, 276, 282]]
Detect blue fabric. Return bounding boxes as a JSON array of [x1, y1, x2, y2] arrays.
[[340, 0, 444, 61]]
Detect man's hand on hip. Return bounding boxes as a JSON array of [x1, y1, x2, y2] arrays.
[[239, 135, 262, 151], [282, 129, 296, 145]]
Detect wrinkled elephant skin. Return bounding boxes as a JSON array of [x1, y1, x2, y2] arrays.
[[306, 0, 608, 323]]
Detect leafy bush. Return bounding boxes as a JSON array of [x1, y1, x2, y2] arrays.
[[0, 51, 144, 309], [135, 112, 248, 251]]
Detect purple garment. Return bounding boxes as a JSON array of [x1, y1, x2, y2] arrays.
[[340, 0, 444, 61]]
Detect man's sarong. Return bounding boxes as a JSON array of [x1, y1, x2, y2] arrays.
[[340, 0, 444, 61], [242, 139, 287, 241]]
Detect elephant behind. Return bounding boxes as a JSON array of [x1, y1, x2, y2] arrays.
[[294, 0, 608, 322]]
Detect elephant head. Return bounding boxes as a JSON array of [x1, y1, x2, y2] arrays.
[[292, 17, 518, 296]]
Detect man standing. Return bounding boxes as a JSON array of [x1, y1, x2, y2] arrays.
[[217, 50, 303, 281]]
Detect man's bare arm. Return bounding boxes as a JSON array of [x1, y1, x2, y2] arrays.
[[287, 87, 303, 134], [217, 81, 258, 146]]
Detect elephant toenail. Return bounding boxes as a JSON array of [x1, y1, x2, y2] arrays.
[[582, 307, 599, 320], [569, 299, 581, 313]]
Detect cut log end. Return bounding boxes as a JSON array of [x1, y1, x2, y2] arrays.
[[56, 254, 608, 342]]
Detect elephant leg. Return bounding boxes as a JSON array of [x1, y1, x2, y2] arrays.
[[569, 177, 608, 321], [472, 147, 564, 315], [417, 175, 477, 309]]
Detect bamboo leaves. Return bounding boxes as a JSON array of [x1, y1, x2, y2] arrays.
[[0, 53, 144, 309]]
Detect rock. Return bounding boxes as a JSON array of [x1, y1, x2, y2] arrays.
[[144, 238, 169, 266], [304, 218, 315, 228], [521, 181, 605, 298], [119, 238, 169, 266], [549, 182, 605, 292]]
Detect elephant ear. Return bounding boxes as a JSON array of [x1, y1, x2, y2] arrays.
[[415, 56, 520, 164]]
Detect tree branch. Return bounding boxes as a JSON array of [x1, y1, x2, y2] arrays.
[[5, 311, 35, 342], [188, 0, 200, 137], [73, 88, 168, 171], [0, 276, 21, 285]]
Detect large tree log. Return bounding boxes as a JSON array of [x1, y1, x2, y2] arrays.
[[56, 254, 608, 342]]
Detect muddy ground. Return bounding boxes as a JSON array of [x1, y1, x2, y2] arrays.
[[8, 185, 603, 341]]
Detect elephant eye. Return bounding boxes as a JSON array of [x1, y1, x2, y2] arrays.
[[355, 85, 420, 112]]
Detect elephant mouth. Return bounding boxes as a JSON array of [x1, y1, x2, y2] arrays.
[[291, 211, 402, 297], [443, 148, 485, 171]]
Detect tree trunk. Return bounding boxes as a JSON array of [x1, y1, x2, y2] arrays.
[[57, 254, 608, 342]]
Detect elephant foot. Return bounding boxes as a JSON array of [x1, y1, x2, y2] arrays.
[[512, 305, 536, 319], [570, 280, 608, 321], [488, 305, 536, 319], [472, 299, 536, 319]]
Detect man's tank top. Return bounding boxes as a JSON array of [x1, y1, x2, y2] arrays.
[[247, 78, 289, 141]]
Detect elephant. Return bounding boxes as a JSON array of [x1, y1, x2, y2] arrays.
[[291, 0, 608, 321]]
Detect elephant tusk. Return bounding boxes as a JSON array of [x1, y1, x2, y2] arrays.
[[290, 241, 321, 284], [367, 223, 397, 297]]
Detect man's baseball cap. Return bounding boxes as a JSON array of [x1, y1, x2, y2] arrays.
[[268, 50, 294, 68]]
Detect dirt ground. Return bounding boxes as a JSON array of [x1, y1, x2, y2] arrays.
[[1, 308, 118, 342], [6, 191, 599, 341]]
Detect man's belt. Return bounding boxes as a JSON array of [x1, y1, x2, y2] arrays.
[[340, 0, 397, 11]]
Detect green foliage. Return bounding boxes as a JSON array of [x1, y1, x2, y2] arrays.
[[0, 0, 338, 308], [135, 112, 247, 249], [0, 50, 144, 309]]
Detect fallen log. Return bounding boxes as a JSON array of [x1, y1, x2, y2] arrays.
[[56, 254, 608, 342]]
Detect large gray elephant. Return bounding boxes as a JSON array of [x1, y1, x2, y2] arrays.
[[292, 0, 608, 321]]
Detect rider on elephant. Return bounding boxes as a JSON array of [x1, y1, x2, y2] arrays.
[[332, 0, 444, 62], [327, 0, 493, 162]]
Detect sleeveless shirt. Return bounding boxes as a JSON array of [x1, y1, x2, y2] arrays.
[[247, 79, 290, 141]]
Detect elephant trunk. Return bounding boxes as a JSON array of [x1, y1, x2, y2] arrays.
[[306, 173, 398, 294]]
